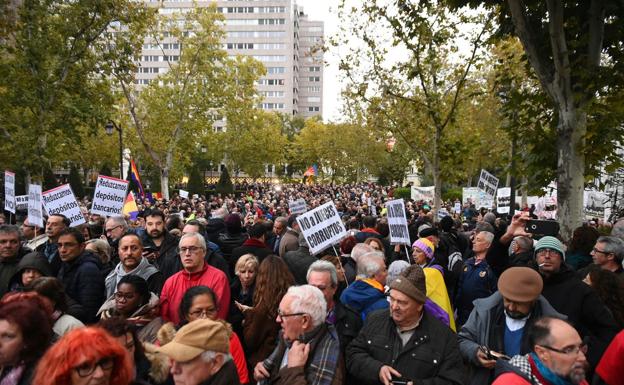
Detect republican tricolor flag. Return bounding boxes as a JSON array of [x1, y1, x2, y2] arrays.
[[130, 158, 145, 200], [303, 164, 318, 177]]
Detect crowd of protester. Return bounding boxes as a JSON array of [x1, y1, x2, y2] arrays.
[[0, 181, 622, 385]]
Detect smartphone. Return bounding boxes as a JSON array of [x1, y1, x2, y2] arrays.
[[525, 219, 560, 236], [143, 246, 157, 253], [391, 380, 409, 385]]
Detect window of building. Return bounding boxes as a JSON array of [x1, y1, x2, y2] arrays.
[[267, 67, 286, 74], [308, 76, 320, 82], [308, 106, 320, 112]]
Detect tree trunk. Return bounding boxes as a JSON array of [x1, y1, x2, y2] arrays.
[[432, 127, 442, 221], [556, 107, 586, 241]]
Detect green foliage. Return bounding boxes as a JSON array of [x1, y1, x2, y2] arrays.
[[442, 188, 462, 202], [187, 166, 204, 196], [394, 188, 411, 200], [68, 164, 85, 198], [42, 168, 57, 191], [216, 166, 234, 195], [99, 164, 113, 178]]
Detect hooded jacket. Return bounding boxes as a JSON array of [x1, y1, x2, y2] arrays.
[[8, 251, 52, 291], [58, 250, 105, 324], [104, 257, 163, 298], [339, 279, 388, 320], [0, 246, 31, 298]]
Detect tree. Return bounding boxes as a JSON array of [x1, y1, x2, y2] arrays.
[[216, 166, 234, 195], [68, 164, 85, 198], [334, 1, 492, 216], [187, 165, 204, 196], [111, 5, 264, 199], [453, 0, 624, 239]]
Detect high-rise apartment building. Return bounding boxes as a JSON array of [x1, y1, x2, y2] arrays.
[[137, 0, 324, 121]]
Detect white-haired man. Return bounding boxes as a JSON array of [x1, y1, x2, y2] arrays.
[[253, 285, 344, 385], [339, 250, 388, 320]]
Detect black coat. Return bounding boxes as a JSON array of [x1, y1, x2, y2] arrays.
[[230, 238, 272, 269], [57, 251, 105, 324], [347, 309, 464, 385], [216, 231, 247, 275], [0, 246, 31, 297], [541, 264, 620, 368], [283, 246, 316, 285], [143, 232, 180, 280]]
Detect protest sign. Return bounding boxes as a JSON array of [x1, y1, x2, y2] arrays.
[[91, 175, 129, 217], [371, 203, 377, 217], [27, 184, 44, 228], [584, 190, 607, 219], [42, 184, 85, 226], [179, 189, 189, 199], [15, 195, 28, 211], [477, 169, 499, 197], [496, 187, 511, 214], [411, 186, 435, 202], [288, 198, 307, 215], [296, 201, 346, 255], [386, 199, 410, 245], [454, 202, 462, 214], [462, 187, 480, 205], [437, 208, 450, 219], [4, 171, 15, 214]]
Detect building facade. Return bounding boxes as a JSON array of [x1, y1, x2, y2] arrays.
[[136, 0, 324, 121]]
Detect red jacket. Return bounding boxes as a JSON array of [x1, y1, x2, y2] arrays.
[[160, 263, 230, 325], [596, 330, 624, 385]]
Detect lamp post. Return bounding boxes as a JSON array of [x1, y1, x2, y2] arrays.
[[105, 121, 123, 179], [201, 145, 207, 186]]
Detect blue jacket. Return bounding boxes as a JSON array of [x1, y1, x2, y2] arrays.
[[455, 257, 497, 326], [340, 279, 388, 320], [58, 251, 105, 324]]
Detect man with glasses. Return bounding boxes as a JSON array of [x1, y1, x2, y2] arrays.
[[40, 213, 69, 274], [56, 227, 105, 323], [104, 233, 164, 297], [159, 232, 230, 325], [588, 236, 624, 276], [21, 217, 47, 251], [493, 316, 589, 385], [103, 216, 129, 264], [253, 284, 343, 385], [535, 236, 618, 371]]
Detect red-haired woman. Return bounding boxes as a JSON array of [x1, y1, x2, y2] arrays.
[[0, 292, 53, 385], [32, 327, 132, 385]]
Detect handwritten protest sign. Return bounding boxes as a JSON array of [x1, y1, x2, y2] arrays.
[[497, 187, 511, 214], [296, 201, 346, 255], [27, 184, 44, 228], [91, 175, 129, 217], [477, 169, 499, 198], [411, 186, 435, 202], [386, 199, 410, 245], [288, 198, 307, 214], [4, 171, 15, 214], [179, 189, 189, 199], [42, 184, 85, 226], [15, 195, 28, 211]]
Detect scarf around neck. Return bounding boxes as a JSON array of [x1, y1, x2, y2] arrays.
[[530, 353, 574, 385]]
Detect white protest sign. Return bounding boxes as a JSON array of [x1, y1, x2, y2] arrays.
[[27, 184, 44, 228], [296, 201, 347, 255], [438, 208, 450, 219], [288, 198, 307, 214], [91, 175, 129, 217], [454, 202, 462, 214], [15, 195, 28, 211], [584, 190, 607, 220], [371, 203, 377, 217], [179, 189, 189, 199], [386, 199, 410, 245], [496, 187, 511, 214], [463, 187, 480, 205], [411, 186, 435, 202], [42, 184, 85, 226], [4, 171, 15, 214], [477, 169, 499, 197]]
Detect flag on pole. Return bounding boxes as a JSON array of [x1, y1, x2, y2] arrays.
[[303, 164, 318, 177], [130, 159, 145, 199], [123, 191, 139, 220]]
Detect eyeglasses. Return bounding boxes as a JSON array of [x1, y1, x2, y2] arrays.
[[188, 308, 217, 318], [74, 357, 115, 377], [536, 248, 560, 257], [180, 246, 202, 254], [277, 309, 307, 320], [105, 225, 122, 234], [592, 248, 610, 255], [539, 343, 587, 356], [114, 292, 136, 302]]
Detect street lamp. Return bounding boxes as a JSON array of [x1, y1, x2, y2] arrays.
[[201, 145, 207, 186], [105, 121, 123, 179]]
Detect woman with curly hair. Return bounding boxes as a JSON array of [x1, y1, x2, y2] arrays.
[[566, 225, 600, 270], [583, 268, 624, 328], [242, 255, 295, 370], [0, 292, 53, 385], [32, 327, 132, 385]]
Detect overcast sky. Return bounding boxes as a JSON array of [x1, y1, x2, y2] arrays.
[[296, 0, 343, 122]]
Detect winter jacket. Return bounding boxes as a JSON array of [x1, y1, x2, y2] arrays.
[[455, 257, 498, 326], [0, 246, 31, 297], [57, 251, 105, 324], [354, 228, 382, 243], [8, 250, 51, 292], [198, 360, 241, 385], [283, 246, 316, 285], [278, 228, 299, 257], [104, 257, 163, 298], [143, 231, 180, 280], [541, 264, 619, 368], [216, 231, 247, 274], [228, 278, 254, 344], [230, 238, 272, 268], [98, 292, 164, 344], [493, 354, 589, 385], [339, 279, 388, 320], [159, 262, 230, 325], [347, 309, 464, 385], [243, 306, 281, 371], [457, 292, 564, 385], [205, 218, 226, 244], [333, 300, 363, 354], [594, 329, 624, 385]]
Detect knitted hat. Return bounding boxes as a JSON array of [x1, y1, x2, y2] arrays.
[[534, 236, 565, 259], [412, 238, 435, 260], [157, 319, 229, 362], [389, 264, 427, 304], [498, 267, 543, 302]]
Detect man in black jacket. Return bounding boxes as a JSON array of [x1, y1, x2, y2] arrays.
[[142, 210, 180, 279], [56, 228, 105, 323], [0, 224, 31, 297], [347, 264, 464, 385]]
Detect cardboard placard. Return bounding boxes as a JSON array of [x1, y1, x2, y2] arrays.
[[91, 175, 129, 217], [386, 199, 410, 245], [296, 201, 347, 255], [42, 184, 85, 226]]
